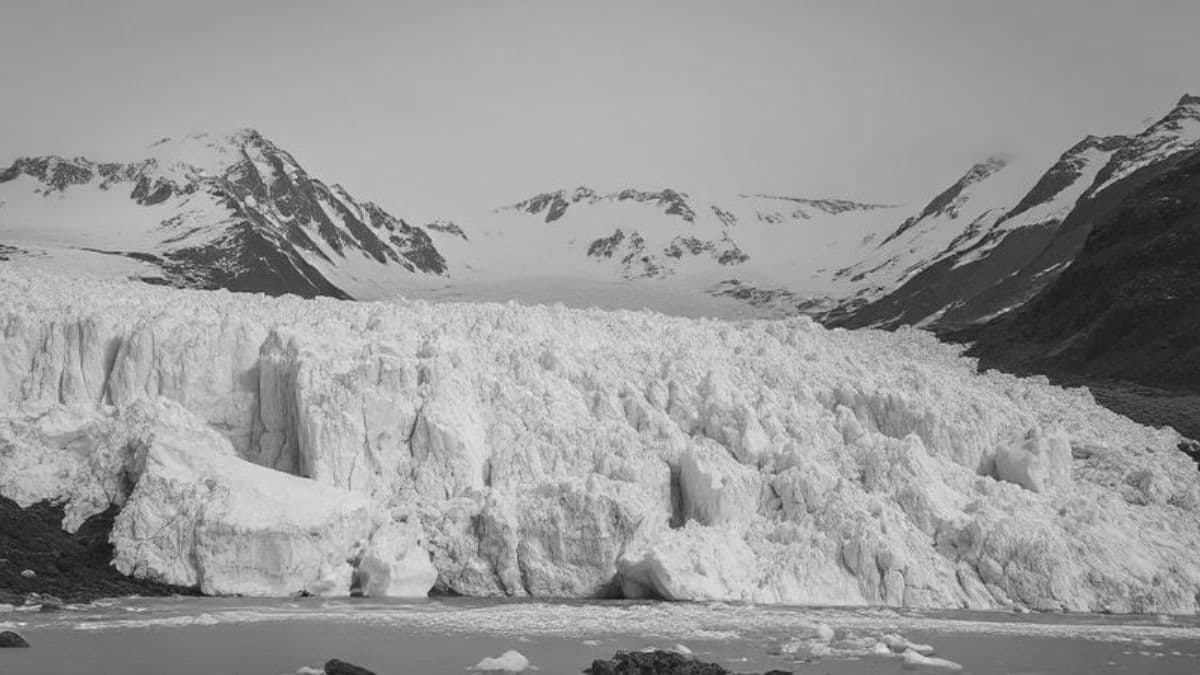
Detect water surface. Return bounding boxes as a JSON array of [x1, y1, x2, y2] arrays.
[[2, 597, 1198, 674]]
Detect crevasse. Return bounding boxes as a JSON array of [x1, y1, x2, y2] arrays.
[[1, 266, 1198, 612]]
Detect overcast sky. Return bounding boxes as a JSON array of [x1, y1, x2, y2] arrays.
[[2, 0, 1198, 219]]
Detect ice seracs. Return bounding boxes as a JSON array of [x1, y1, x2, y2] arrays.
[[1, 264, 1199, 610]]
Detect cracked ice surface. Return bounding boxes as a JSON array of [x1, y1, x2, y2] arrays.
[[1, 265, 1199, 610]]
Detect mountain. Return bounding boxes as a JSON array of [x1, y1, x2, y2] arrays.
[[833, 95, 1200, 330], [826, 135, 1130, 328], [964, 138, 1200, 438], [0, 129, 448, 299], [2, 97, 1197, 391], [411, 185, 903, 317]]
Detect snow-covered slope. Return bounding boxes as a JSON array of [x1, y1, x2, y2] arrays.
[[0, 130, 446, 299], [3, 95, 1198, 329], [413, 186, 902, 317], [833, 94, 1200, 329], [3, 263, 1198, 611], [830, 135, 1128, 328], [1089, 94, 1200, 196]]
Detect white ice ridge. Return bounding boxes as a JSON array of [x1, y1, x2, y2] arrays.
[[2, 265, 1199, 610]]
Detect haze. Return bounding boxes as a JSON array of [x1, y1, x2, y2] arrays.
[[2, 0, 1198, 219]]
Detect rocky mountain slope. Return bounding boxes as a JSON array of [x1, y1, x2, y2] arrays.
[[0, 129, 448, 299], [3, 263, 1198, 610], [823, 96, 1198, 330], [965, 144, 1200, 427]]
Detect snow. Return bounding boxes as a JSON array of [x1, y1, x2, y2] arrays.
[[410, 188, 903, 313], [951, 145, 1119, 269], [471, 650, 533, 672], [842, 157, 1048, 296], [2, 264, 1200, 610], [1091, 105, 1200, 196]]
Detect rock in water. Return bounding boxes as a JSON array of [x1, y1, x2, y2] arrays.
[[583, 650, 791, 674], [324, 659, 377, 675], [0, 631, 30, 647]]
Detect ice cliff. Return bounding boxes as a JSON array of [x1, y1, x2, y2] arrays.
[[2, 265, 1199, 612]]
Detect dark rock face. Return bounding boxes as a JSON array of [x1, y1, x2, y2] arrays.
[[588, 229, 627, 258], [0, 495, 199, 605], [1005, 135, 1129, 222], [831, 131, 1142, 331], [425, 219, 469, 240], [512, 187, 699, 224], [0, 631, 30, 648], [0, 157, 95, 191], [583, 651, 791, 675], [966, 148, 1200, 440], [324, 658, 378, 675]]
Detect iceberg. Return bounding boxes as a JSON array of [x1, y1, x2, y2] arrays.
[[2, 265, 1199, 611]]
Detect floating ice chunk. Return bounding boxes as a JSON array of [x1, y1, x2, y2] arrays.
[[871, 641, 893, 656], [295, 668, 323, 675], [901, 648, 963, 672], [815, 623, 835, 642], [882, 634, 934, 655], [809, 642, 833, 657], [472, 649, 533, 672]]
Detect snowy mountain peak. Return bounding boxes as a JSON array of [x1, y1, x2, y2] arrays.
[[0, 130, 448, 299], [1087, 95, 1200, 196], [139, 128, 300, 181], [1069, 134, 1130, 154]]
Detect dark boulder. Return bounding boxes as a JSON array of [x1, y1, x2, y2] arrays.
[[324, 658, 377, 675], [583, 650, 791, 675], [0, 495, 199, 604], [0, 631, 29, 647]]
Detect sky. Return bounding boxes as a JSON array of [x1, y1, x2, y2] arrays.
[[1, 0, 1198, 219]]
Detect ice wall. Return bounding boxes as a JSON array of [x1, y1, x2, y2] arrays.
[[2, 266, 1199, 611]]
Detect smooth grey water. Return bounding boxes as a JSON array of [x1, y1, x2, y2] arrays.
[[2, 597, 1199, 674]]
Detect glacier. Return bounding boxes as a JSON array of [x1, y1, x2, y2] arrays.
[[1, 264, 1199, 611]]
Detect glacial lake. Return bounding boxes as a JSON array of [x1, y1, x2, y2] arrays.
[[2, 597, 1199, 674]]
